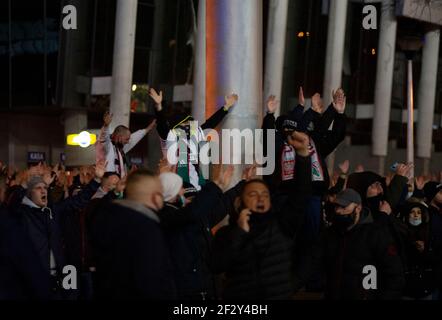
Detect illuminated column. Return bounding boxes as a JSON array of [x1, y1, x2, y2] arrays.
[[110, 0, 138, 128], [206, 0, 263, 185], [192, 0, 206, 123], [323, 0, 348, 103], [322, 0, 348, 172], [264, 0, 289, 117], [372, 0, 397, 174], [417, 29, 440, 173]]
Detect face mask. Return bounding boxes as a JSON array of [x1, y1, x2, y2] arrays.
[[333, 210, 357, 232], [409, 217, 422, 227], [248, 211, 272, 229], [366, 195, 383, 212]]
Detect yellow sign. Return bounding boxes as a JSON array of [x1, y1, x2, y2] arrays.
[[67, 131, 97, 148]]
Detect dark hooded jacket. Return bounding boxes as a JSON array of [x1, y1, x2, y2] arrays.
[[399, 201, 435, 298], [262, 104, 346, 197], [295, 207, 405, 300], [0, 179, 100, 300]]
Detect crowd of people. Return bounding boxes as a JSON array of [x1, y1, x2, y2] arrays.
[[0, 87, 442, 301]]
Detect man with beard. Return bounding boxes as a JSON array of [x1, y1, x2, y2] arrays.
[[423, 182, 442, 299], [99, 111, 157, 178], [294, 189, 405, 300]]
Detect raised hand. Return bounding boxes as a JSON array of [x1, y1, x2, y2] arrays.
[[288, 131, 310, 157], [299, 87, 305, 107], [332, 88, 346, 114], [242, 165, 258, 181], [338, 160, 350, 175], [103, 111, 113, 127], [213, 164, 234, 191], [415, 175, 429, 190], [396, 163, 414, 178], [149, 88, 163, 110], [379, 200, 392, 215], [311, 93, 325, 114], [224, 93, 239, 110], [94, 160, 108, 179], [237, 208, 252, 233], [158, 158, 176, 174], [266, 95, 279, 114]]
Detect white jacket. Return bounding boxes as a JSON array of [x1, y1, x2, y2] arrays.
[[99, 126, 147, 177]]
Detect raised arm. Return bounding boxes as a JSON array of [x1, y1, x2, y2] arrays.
[[149, 88, 170, 140], [201, 93, 238, 130]]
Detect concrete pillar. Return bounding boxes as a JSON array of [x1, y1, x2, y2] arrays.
[[322, 0, 348, 104], [372, 0, 397, 163], [417, 29, 440, 161], [206, 0, 263, 185], [110, 0, 138, 128], [192, 0, 206, 123], [322, 0, 348, 173], [264, 0, 289, 118]]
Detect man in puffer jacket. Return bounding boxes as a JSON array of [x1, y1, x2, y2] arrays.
[[211, 132, 312, 299]]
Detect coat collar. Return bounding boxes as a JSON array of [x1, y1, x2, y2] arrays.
[[113, 200, 160, 223]]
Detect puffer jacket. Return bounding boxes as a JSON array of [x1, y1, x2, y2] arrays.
[[212, 156, 312, 299]]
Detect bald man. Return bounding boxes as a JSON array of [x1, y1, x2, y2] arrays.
[[89, 170, 176, 299]]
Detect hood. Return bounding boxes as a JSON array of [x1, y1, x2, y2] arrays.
[[347, 172, 386, 202], [22, 196, 41, 209], [399, 200, 430, 224]]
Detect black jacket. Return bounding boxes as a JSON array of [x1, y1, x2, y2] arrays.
[[158, 181, 243, 299], [0, 179, 100, 300], [212, 156, 312, 299], [295, 208, 405, 300], [262, 105, 346, 196], [90, 200, 177, 300]]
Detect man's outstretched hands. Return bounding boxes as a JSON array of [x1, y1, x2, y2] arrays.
[[332, 88, 346, 114], [149, 88, 163, 111], [103, 111, 113, 127], [224, 93, 239, 111]]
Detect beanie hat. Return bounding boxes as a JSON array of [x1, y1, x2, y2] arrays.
[[159, 172, 183, 202], [27, 176, 47, 197]]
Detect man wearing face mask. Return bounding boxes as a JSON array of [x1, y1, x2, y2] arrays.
[[424, 182, 442, 300], [89, 169, 176, 300], [347, 163, 413, 218], [294, 189, 405, 300], [157, 167, 251, 300]]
